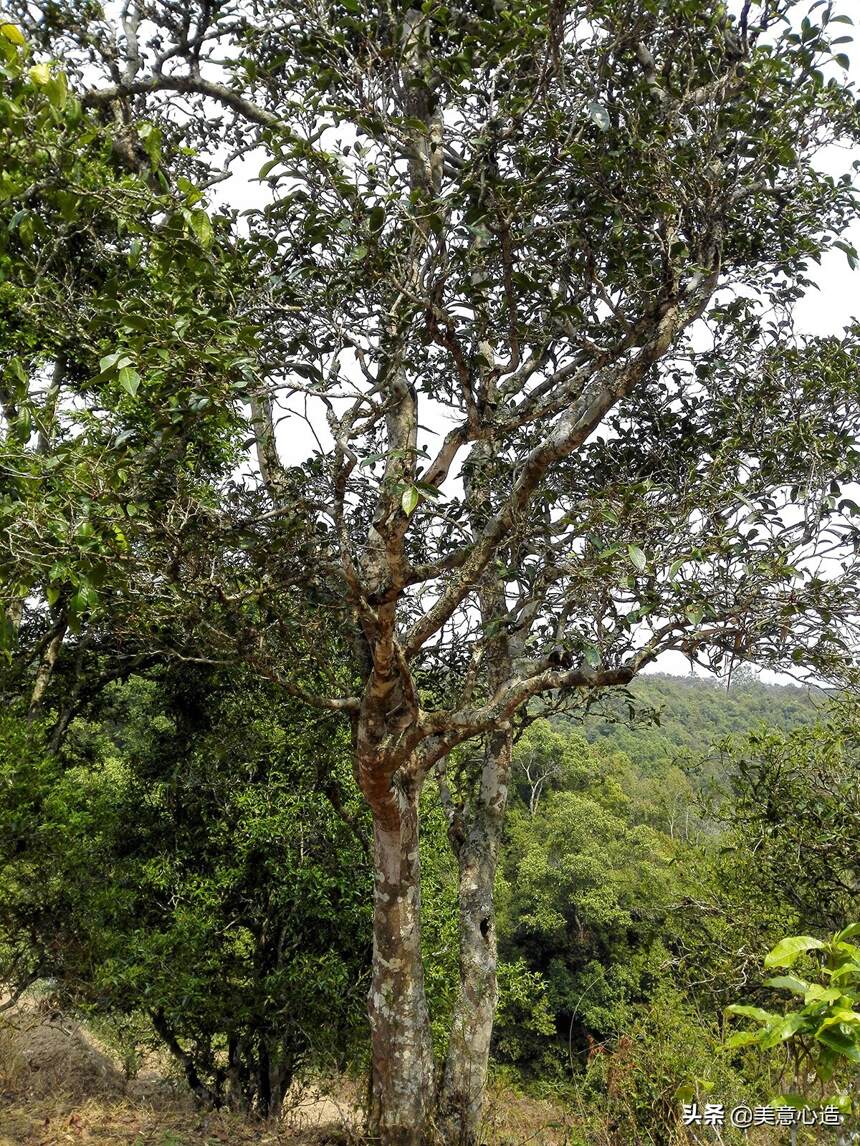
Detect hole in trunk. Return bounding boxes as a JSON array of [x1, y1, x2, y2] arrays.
[[480, 917, 491, 940]]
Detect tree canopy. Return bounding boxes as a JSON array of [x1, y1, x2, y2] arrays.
[[3, 3, 860, 1141]]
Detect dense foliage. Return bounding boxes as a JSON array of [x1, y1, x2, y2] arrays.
[[3, 2, 860, 1142], [5, 665, 858, 1138], [0, 670, 372, 1117]]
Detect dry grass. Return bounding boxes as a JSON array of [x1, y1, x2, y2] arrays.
[[0, 1002, 359, 1145], [0, 1002, 579, 1145], [3, 1002, 845, 1145]]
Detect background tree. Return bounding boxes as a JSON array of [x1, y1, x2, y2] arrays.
[[713, 698, 860, 934], [0, 666, 372, 1119], [4, 4, 860, 1142], [0, 26, 259, 730]]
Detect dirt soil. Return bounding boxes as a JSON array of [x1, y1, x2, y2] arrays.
[[3, 1002, 825, 1145], [0, 1004, 364, 1146]]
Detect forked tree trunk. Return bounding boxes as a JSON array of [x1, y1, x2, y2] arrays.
[[438, 727, 511, 1146], [367, 780, 435, 1146]]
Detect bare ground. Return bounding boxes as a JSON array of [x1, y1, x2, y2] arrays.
[[0, 1004, 579, 1146], [3, 1003, 841, 1145], [0, 1003, 363, 1146]]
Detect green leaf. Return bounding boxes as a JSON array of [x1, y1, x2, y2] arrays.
[[725, 1030, 760, 1048], [764, 975, 809, 996], [118, 367, 141, 397], [770, 1093, 808, 1111], [189, 210, 213, 248], [99, 352, 122, 373], [805, 984, 842, 1005], [834, 53, 851, 69], [627, 544, 646, 571], [815, 1027, 860, 1061], [45, 72, 67, 109], [764, 935, 825, 968], [18, 214, 34, 246], [816, 1010, 860, 1033], [830, 961, 860, 982], [414, 480, 442, 501], [401, 486, 419, 515], [759, 1013, 809, 1048], [97, 353, 133, 380], [835, 923, 860, 943], [28, 62, 52, 85], [726, 1004, 775, 1024], [669, 556, 688, 579], [0, 23, 26, 44]]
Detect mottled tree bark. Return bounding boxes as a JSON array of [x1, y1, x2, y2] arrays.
[[437, 467, 513, 1146], [438, 728, 510, 1146], [28, 612, 67, 717], [366, 776, 435, 1146]]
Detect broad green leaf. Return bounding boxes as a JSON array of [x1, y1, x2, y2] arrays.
[[830, 961, 860, 982], [815, 1027, 860, 1062], [769, 1094, 808, 1111], [415, 480, 442, 501], [627, 544, 646, 571], [401, 486, 419, 515], [669, 556, 688, 579], [835, 923, 860, 943], [764, 975, 809, 996], [190, 210, 213, 248], [1, 23, 25, 45], [97, 353, 133, 381], [764, 935, 824, 968], [805, 984, 842, 1005], [816, 1010, 860, 1033], [760, 1013, 810, 1048], [725, 1030, 760, 1048], [28, 62, 52, 85], [726, 1004, 775, 1024], [45, 72, 67, 108], [118, 366, 141, 397]]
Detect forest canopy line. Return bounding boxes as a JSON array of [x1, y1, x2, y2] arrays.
[[2, 2, 860, 1143]]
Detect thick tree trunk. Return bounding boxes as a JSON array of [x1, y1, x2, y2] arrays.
[[367, 783, 435, 1146], [437, 728, 511, 1146], [438, 833, 499, 1144]]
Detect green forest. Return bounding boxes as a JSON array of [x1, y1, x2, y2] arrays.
[[2, 1, 860, 1143], [3, 669, 859, 1143]]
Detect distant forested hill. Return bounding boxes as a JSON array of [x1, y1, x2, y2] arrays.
[[575, 672, 827, 774]]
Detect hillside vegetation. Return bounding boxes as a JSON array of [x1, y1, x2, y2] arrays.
[[4, 671, 857, 1143]]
